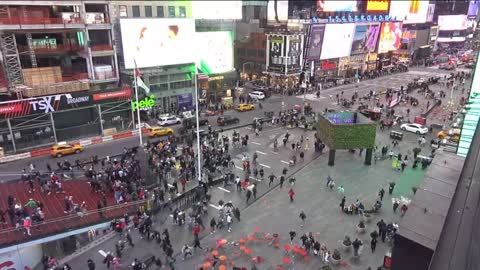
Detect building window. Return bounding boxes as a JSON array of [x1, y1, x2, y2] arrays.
[[145, 6, 152, 17], [119, 5, 127, 17], [247, 49, 257, 57], [258, 50, 265, 58], [236, 48, 245, 56], [156, 6, 164, 17], [179, 6, 186, 17], [168, 6, 175, 17], [254, 6, 261, 19], [132, 6, 140, 17]]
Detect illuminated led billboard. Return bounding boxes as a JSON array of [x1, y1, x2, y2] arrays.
[[196, 31, 234, 75]]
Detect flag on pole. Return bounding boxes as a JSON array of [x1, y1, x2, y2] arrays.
[[134, 61, 150, 94]]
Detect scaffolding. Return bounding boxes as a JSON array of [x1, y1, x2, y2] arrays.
[[0, 33, 23, 89]]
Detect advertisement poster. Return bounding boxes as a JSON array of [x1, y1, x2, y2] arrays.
[[120, 18, 196, 69], [427, 3, 435, 22], [351, 24, 381, 55], [268, 35, 286, 73], [320, 23, 355, 60], [286, 35, 303, 73], [317, 0, 358, 12], [378, 22, 403, 54], [389, 0, 429, 24], [306, 25, 325, 60], [196, 31, 234, 75], [267, 0, 289, 23], [366, 0, 390, 12], [468, 0, 479, 17], [438, 15, 467, 31], [177, 93, 193, 109]]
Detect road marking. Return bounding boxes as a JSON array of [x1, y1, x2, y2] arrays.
[[256, 151, 267, 155], [209, 204, 221, 210], [167, 183, 174, 187], [99, 250, 107, 257], [251, 141, 261, 145], [259, 163, 271, 168], [249, 176, 261, 182], [217, 186, 231, 193], [281, 160, 289, 164], [245, 127, 252, 130], [270, 151, 279, 155], [235, 165, 243, 170]]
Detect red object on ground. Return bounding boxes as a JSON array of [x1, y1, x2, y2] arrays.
[[239, 238, 246, 244], [283, 244, 291, 251], [253, 227, 260, 232], [283, 257, 291, 264]]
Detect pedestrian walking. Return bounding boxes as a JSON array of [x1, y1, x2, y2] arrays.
[[289, 230, 296, 244], [288, 188, 295, 202], [388, 182, 395, 195], [299, 210, 306, 227], [393, 201, 399, 213], [340, 196, 346, 210], [87, 259, 96, 270], [378, 188, 385, 201], [234, 207, 241, 222], [252, 184, 257, 200], [279, 176, 285, 188], [352, 238, 363, 256], [126, 231, 134, 247], [371, 237, 377, 253], [337, 185, 345, 194], [210, 217, 216, 234], [226, 213, 233, 232], [268, 173, 276, 187], [193, 234, 203, 250], [246, 189, 252, 203], [377, 219, 387, 242]]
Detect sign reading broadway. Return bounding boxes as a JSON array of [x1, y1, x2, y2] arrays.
[[0, 87, 132, 120]]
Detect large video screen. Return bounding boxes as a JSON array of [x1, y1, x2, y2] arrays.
[[366, 0, 390, 12], [468, 0, 479, 17], [192, 1, 242, 19], [317, 0, 358, 12], [267, 0, 289, 23], [351, 24, 381, 55], [120, 18, 196, 69], [306, 24, 325, 60], [389, 0, 429, 24], [320, 23, 355, 60], [378, 22, 403, 54], [196, 31, 234, 75], [438, 15, 468, 31]]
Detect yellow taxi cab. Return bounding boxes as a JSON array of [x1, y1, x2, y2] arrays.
[[148, 126, 174, 137], [236, 103, 255, 112], [51, 142, 84, 158], [437, 128, 461, 142]]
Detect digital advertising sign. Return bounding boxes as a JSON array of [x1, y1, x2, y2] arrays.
[[120, 18, 196, 69], [306, 24, 325, 60], [196, 31, 234, 75], [267, 35, 286, 73], [351, 23, 381, 55], [389, 0, 429, 24], [438, 15, 468, 31], [468, 0, 479, 17], [378, 22, 403, 54], [366, 0, 390, 12], [320, 23, 355, 60], [317, 0, 358, 12], [286, 35, 303, 74], [267, 0, 289, 23], [192, 1, 242, 19]]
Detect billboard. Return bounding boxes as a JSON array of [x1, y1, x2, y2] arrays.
[[120, 18, 195, 69], [351, 24, 381, 55], [267, 0, 289, 23], [389, 0, 429, 24], [196, 31, 234, 75], [320, 23, 355, 60], [366, 0, 390, 12], [0, 87, 131, 120], [438, 15, 468, 31], [192, 1, 242, 19], [426, 4, 435, 22], [317, 0, 358, 12], [468, 0, 479, 17], [306, 24, 325, 60], [286, 35, 303, 74], [378, 22, 403, 54], [268, 35, 286, 73]]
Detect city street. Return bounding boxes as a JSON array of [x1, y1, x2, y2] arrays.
[[46, 65, 471, 270]]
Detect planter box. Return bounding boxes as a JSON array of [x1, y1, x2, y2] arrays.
[[356, 226, 366, 234]]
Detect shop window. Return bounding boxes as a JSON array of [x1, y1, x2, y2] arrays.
[[156, 6, 164, 17], [132, 6, 140, 17], [145, 6, 152, 17], [149, 75, 168, 84], [168, 6, 175, 17], [179, 6, 186, 17], [151, 83, 169, 91]]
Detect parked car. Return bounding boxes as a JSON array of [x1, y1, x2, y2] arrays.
[[217, 116, 240, 126], [400, 123, 428, 135], [182, 118, 209, 129], [439, 63, 456, 70], [437, 128, 461, 142], [236, 103, 255, 112], [148, 126, 174, 137], [248, 91, 266, 100], [51, 142, 84, 158], [158, 115, 181, 126]]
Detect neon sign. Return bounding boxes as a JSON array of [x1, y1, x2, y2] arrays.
[[132, 95, 155, 112], [328, 14, 397, 23]]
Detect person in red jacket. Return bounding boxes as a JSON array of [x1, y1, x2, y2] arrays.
[[288, 189, 295, 202]]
